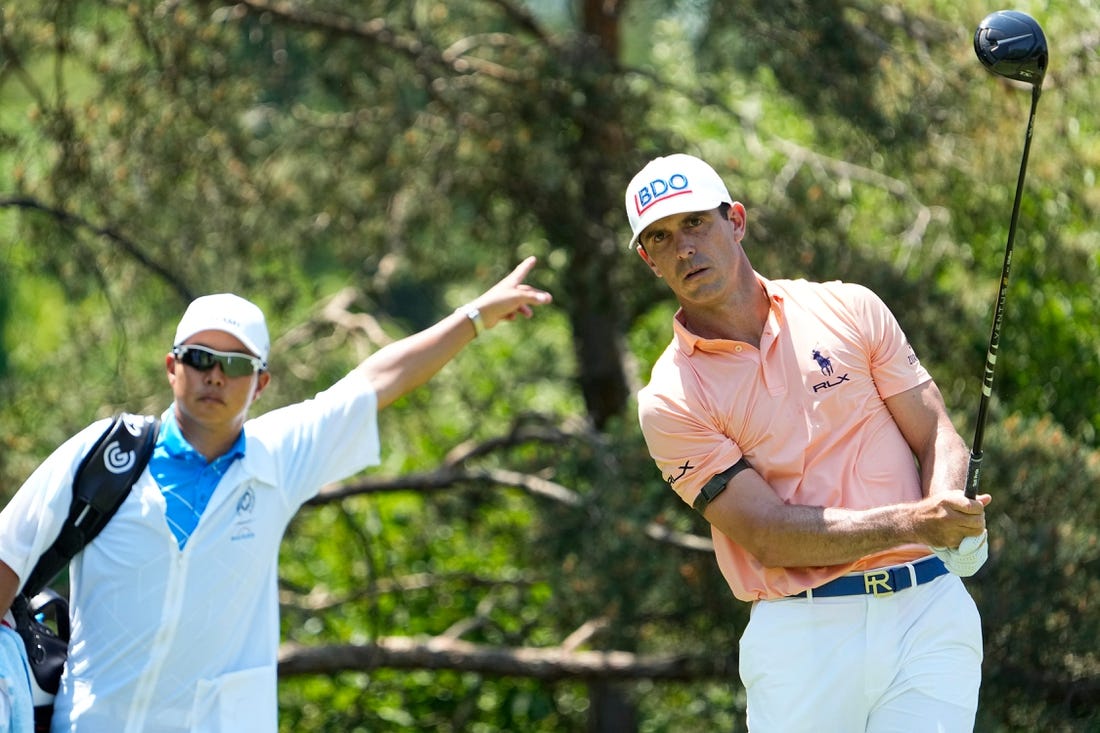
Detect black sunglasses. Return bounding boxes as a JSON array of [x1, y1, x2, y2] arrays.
[[172, 345, 266, 378]]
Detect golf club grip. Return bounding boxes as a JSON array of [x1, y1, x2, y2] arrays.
[[965, 452, 982, 499]]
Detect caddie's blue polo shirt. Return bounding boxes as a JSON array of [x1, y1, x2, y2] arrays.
[[150, 414, 245, 550]]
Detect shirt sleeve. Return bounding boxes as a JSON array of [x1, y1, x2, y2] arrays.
[[637, 370, 744, 510], [245, 370, 380, 508], [844, 283, 931, 399], [0, 419, 113, 587]]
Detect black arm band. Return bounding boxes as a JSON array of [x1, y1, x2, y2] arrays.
[[692, 457, 752, 514]]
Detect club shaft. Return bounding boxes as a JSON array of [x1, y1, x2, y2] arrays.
[[965, 84, 1041, 499]]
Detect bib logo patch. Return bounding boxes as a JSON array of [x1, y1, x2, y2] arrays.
[[231, 487, 256, 542]]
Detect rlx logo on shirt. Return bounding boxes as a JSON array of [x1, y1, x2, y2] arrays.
[[810, 349, 850, 392]]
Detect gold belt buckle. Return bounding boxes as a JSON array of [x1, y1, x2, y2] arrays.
[[863, 569, 894, 597]]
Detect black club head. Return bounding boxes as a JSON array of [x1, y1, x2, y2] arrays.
[[974, 10, 1048, 85]]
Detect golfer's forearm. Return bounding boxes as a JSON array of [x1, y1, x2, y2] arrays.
[[919, 433, 970, 498], [747, 503, 921, 568]]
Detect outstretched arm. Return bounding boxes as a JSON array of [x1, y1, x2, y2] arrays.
[[357, 256, 552, 410]]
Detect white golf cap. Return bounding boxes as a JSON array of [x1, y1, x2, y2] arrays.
[[624, 153, 733, 249], [173, 293, 270, 363]]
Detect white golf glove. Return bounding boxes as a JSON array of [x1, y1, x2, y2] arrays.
[[932, 530, 989, 577]]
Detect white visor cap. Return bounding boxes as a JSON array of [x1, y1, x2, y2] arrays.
[[173, 293, 270, 364], [624, 153, 733, 249]]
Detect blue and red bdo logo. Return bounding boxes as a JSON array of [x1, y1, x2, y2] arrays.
[[634, 173, 691, 214]]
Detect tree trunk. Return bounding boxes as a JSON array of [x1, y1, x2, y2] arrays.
[[588, 681, 639, 733]]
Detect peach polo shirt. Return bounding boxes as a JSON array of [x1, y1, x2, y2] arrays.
[[638, 275, 934, 601]]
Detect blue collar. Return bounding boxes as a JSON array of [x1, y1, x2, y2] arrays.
[[159, 409, 246, 466]]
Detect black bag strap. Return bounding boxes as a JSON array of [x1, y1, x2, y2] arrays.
[[20, 413, 160, 598], [10, 588, 70, 695]]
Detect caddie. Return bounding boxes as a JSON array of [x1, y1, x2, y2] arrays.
[[0, 257, 551, 732]]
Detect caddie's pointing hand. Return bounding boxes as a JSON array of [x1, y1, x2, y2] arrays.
[[467, 256, 552, 329]]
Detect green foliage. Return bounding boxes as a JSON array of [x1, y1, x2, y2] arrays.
[[3, 0, 1100, 731], [969, 415, 1100, 731]]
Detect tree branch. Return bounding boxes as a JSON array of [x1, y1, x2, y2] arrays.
[[278, 635, 737, 682], [484, 0, 550, 43], [280, 570, 535, 613], [0, 194, 193, 301], [231, 0, 522, 81], [307, 462, 713, 555]]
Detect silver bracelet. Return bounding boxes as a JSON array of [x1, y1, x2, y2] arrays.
[[456, 305, 484, 337]]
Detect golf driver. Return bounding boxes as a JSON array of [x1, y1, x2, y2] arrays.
[[965, 10, 1048, 500]]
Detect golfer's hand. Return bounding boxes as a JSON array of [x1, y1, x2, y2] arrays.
[[916, 491, 990, 549], [932, 530, 989, 577]]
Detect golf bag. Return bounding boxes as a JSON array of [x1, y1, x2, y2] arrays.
[[10, 413, 158, 732]]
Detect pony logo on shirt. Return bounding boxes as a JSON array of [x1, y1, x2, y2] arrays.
[[812, 349, 834, 376], [810, 347, 850, 393]]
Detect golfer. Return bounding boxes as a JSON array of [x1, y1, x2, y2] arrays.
[[626, 154, 989, 731]]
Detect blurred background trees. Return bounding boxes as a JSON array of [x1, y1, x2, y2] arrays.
[[2, 1, 1098, 730]]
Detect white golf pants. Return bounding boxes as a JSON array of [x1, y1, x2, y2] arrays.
[[739, 573, 982, 732]]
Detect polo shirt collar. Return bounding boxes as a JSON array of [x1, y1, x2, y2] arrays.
[[160, 408, 246, 466], [671, 273, 785, 355]]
